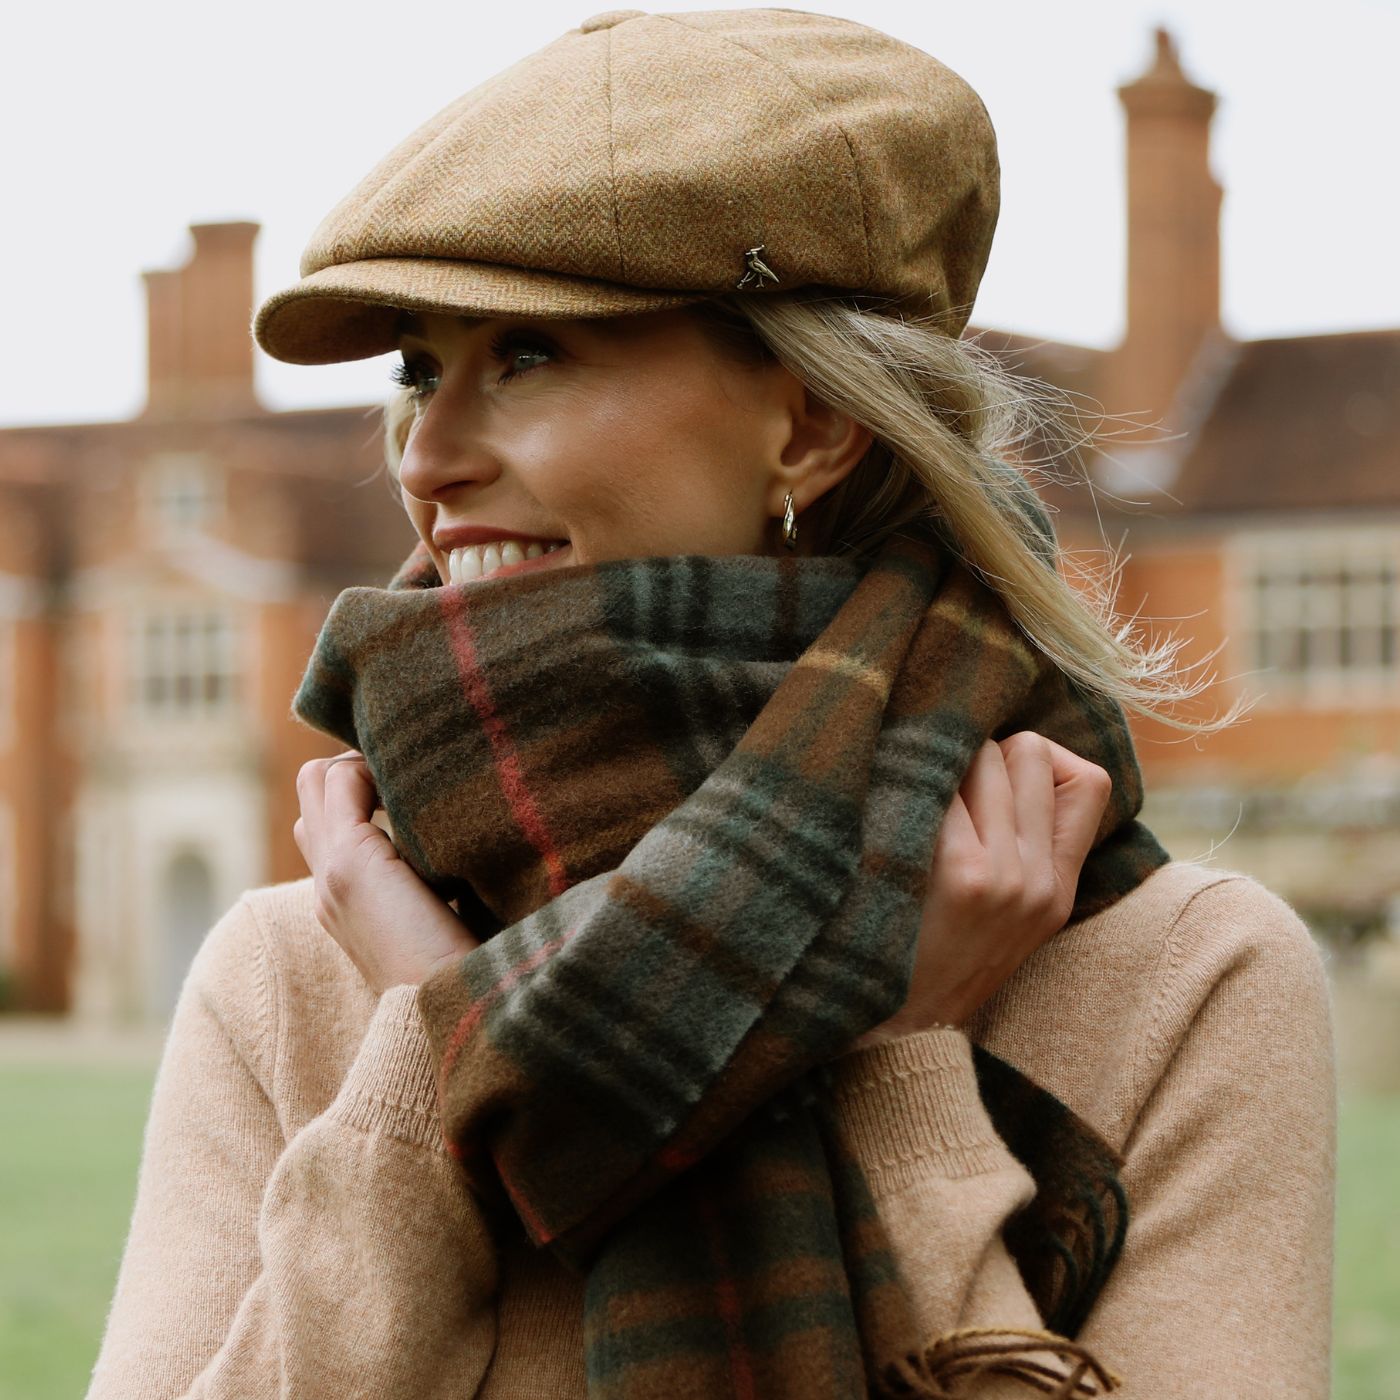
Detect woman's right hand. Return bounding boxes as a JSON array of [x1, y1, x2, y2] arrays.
[[854, 732, 1112, 1048]]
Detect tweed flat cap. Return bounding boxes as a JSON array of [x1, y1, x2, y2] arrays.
[[253, 7, 1000, 365]]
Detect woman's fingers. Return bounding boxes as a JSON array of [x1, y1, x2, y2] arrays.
[[291, 748, 482, 992], [927, 786, 978, 878], [997, 731, 1056, 872], [952, 732, 1112, 925], [1044, 739, 1114, 896], [892, 733, 1115, 1037], [294, 758, 329, 869], [321, 752, 377, 836], [956, 739, 1020, 871], [295, 750, 376, 882]]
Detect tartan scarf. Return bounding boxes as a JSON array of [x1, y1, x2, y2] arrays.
[[292, 524, 1170, 1398]]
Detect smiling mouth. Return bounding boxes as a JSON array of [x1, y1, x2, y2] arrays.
[[445, 540, 569, 584]]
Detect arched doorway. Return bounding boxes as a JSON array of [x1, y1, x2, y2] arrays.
[[160, 849, 215, 1016]]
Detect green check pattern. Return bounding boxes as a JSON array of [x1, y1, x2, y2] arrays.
[[292, 519, 1168, 1397]]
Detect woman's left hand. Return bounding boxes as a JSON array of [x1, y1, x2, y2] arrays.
[[293, 751, 480, 995]]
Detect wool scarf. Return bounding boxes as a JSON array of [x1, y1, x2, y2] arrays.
[[292, 524, 1171, 1399]]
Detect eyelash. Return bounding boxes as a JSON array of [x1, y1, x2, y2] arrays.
[[491, 331, 557, 382], [389, 357, 439, 401], [389, 331, 555, 399]]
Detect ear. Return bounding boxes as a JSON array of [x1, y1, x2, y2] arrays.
[[765, 383, 873, 520]]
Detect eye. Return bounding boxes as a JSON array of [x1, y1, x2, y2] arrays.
[[389, 356, 439, 402], [489, 330, 556, 383]]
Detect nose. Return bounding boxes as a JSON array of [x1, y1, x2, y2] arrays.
[[395, 387, 500, 505]]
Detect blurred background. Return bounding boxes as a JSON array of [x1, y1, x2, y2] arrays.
[[1, 0, 1396, 1395]]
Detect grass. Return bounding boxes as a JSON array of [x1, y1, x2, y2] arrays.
[[1334, 1091, 1400, 1399], [0, 1065, 156, 1397], [0, 1065, 1396, 1397]]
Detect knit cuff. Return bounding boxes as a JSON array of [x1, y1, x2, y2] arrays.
[[823, 1027, 1017, 1194], [325, 984, 447, 1154]]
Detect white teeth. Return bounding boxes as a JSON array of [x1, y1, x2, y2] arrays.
[[446, 539, 568, 583]]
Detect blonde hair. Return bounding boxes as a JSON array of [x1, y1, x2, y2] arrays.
[[383, 294, 1245, 736]]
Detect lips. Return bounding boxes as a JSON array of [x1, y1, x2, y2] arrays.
[[433, 523, 565, 551]]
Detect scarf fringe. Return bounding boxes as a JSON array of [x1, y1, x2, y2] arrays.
[[883, 1326, 1122, 1398]]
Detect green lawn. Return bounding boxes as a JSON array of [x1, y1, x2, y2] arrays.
[[1335, 1092, 1400, 1399], [1, 1065, 1396, 1398], [0, 1065, 156, 1397]]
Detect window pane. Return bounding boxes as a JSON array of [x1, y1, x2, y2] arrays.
[[1249, 544, 1400, 685], [130, 606, 242, 720]]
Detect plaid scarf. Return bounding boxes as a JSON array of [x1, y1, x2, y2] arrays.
[[292, 524, 1170, 1398]]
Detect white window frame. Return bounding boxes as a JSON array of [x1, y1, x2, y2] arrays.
[[141, 452, 224, 539], [126, 602, 244, 725], [0, 618, 13, 754], [1228, 526, 1400, 708]]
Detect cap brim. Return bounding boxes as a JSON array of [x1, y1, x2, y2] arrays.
[[253, 258, 709, 365]]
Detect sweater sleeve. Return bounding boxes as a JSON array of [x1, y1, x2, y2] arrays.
[[85, 896, 501, 1400], [825, 878, 1337, 1399]]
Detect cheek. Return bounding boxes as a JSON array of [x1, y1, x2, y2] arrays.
[[515, 380, 691, 513], [503, 398, 636, 521], [649, 378, 771, 507]]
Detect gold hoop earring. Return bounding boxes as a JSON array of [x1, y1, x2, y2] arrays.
[[781, 491, 798, 551]]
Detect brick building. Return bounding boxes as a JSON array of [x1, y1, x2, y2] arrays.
[[1, 29, 1396, 1020], [0, 226, 417, 1018], [993, 31, 1400, 936]]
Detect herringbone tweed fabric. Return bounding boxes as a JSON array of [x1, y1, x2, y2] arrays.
[[253, 9, 1001, 365], [292, 524, 1169, 1397]]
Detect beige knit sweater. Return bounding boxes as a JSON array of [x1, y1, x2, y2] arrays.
[[86, 859, 1336, 1399]]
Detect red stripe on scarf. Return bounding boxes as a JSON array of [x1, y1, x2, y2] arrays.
[[499, 1154, 554, 1243], [437, 586, 569, 896], [437, 923, 582, 1237], [440, 926, 580, 1078], [659, 1144, 698, 1172], [442, 920, 575, 1243], [697, 1191, 757, 1399]]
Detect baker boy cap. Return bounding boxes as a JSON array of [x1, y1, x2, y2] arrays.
[[253, 7, 1000, 365]]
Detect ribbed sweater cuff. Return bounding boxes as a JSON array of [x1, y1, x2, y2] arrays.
[[824, 1027, 1017, 1194], [326, 984, 446, 1154]]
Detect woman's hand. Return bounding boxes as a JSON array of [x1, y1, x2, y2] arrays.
[[293, 751, 480, 995], [854, 732, 1112, 1049]]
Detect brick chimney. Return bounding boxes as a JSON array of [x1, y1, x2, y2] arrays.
[[142, 221, 261, 418], [1107, 29, 1224, 433]]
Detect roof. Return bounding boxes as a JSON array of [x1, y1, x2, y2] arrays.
[[0, 403, 418, 589], [1163, 328, 1400, 514], [966, 325, 1109, 405]]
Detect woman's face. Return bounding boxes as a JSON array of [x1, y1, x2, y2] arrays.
[[392, 307, 868, 586]]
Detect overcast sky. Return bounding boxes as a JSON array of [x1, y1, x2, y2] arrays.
[[3, 0, 1396, 427]]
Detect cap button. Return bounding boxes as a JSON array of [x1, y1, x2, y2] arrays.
[[579, 10, 645, 32]]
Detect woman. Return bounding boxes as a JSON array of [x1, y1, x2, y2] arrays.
[[87, 10, 1335, 1399]]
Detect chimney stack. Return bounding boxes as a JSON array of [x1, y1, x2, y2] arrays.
[[1108, 29, 1224, 432], [142, 221, 261, 418]]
